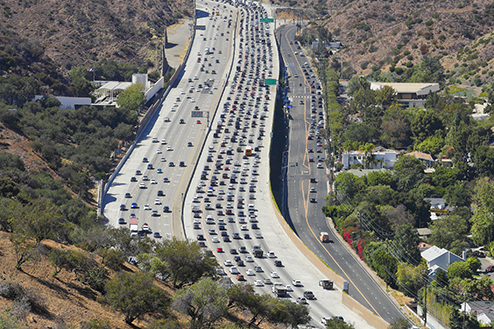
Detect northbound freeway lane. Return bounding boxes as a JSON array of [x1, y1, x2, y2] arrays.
[[277, 24, 405, 324]]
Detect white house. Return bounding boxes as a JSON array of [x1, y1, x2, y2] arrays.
[[421, 245, 466, 278], [370, 82, 440, 108], [461, 301, 494, 325], [341, 150, 396, 169]]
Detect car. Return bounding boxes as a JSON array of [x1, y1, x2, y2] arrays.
[[163, 177, 170, 183], [487, 266, 494, 273], [296, 297, 307, 304], [179, 119, 185, 124], [274, 260, 282, 267], [263, 277, 272, 284], [156, 149, 162, 154], [254, 280, 263, 286], [131, 202, 138, 208], [143, 204, 151, 210], [135, 170, 142, 175], [224, 260, 232, 266], [268, 251, 275, 258], [230, 248, 237, 254], [150, 179, 157, 185], [216, 247, 223, 253], [169, 162, 175, 167], [118, 218, 125, 224], [209, 228, 216, 235], [292, 279, 302, 287], [147, 164, 153, 170], [130, 177, 137, 182], [163, 206, 170, 212], [157, 168, 163, 174], [167, 146, 173, 151], [180, 161, 186, 167], [161, 139, 166, 144], [245, 256, 253, 262], [188, 142, 193, 147], [161, 157, 166, 162], [164, 117, 170, 122], [246, 269, 254, 276], [197, 120, 201, 124], [229, 266, 239, 274], [255, 265, 262, 272], [244, 233, 251, 239], [142, 223, 150, 231], [153, 232, 161, 238], [270, 272, 279, 278], [255, 232, 262, 239], [303, 291, 315, 300], [154, 199, 161, 205], [142, 157, 148, 163]]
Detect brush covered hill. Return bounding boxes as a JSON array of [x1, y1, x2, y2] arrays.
[[286, 0, 494, 88], [0, 0, 192, 72]]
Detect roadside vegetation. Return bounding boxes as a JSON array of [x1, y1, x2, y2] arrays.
[[321, 60, 494, 327]]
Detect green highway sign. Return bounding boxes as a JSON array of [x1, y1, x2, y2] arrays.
[[264, 79, 277, 85], [260, 18, 274, 23]]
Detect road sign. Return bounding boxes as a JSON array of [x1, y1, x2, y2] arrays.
[[260, 18, 274, 23], [264, 78, 277, 85]]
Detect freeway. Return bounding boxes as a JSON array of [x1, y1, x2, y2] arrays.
[[182, 3, 375, 328], [277, 24, 406, 323], [103, 1, 238, 238]]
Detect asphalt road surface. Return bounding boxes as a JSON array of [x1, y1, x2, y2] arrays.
[[277, 24, 406, 324]]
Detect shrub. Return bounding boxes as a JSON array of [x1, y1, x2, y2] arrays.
[[83, 267, 109, 293], [0, 282, 24, 300]]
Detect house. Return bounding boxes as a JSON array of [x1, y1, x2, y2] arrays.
[[421, 245, 466, 278], [424, 198, 446, 210], [341, 149, 397, 169], [460, 301, 494, 325], [370, 82, 440, 108], [417, 228, 431, 240], [406, 151, 435, 167]]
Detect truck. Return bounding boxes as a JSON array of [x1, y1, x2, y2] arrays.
[[253, 245, 263, 258], [272, 283, 287, 297], [320, 232, 330, 242], [129, 218, 138, 236], [319, 279, 334, 290]]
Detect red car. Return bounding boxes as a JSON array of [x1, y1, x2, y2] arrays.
[[197, 120, 201, 124], [216, 247, 224, 253], [486, 266, 493, 273]]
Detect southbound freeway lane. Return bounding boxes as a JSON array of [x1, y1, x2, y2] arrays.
[[277, 24, 405, 324]]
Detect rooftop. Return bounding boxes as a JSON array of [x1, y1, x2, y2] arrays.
[[370, 82, 440, 95]]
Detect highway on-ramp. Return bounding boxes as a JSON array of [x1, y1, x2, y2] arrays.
[[277, 24, 406, 324]]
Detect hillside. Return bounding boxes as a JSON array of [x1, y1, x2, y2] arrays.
[[0, 0, 191, 73], [275, 0, 494, 90]]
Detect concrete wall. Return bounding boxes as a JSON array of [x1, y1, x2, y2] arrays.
[[33, 95, 92, 110], [145, 77, 164, 102], [342, 293, 390, 329]]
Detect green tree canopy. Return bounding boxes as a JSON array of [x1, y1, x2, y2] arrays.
[[105, 271, 168, 324], [429, 215, 469, 255], [116, 83, 146, 111]]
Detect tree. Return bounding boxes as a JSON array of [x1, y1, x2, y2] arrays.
[[105, 271, 169, 324], [0, 76, 39, 105], [172, 277, 228, 329], [396, 261, 427, 297], [393, 155, 425, 191], [429, 215, 469, 255], [347, 76, 370, 97], [155, 237, 218, 287], [323, 316, 355, 328], [447, 257, 480, 280], [333, 173, 365, 205], [268, 299, 311, 328], [394, 224, 421, 266], [415, 135, 444, 155], [227, 285, 273, 327], [471, 178, 494, 245], [375, 85, 397, 108], [9, 233, 37, 270], [387, 318, 411, 329], [410, 110, 443, 144], [116, 83, 146, 111]]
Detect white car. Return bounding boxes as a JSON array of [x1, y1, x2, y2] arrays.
[[150, 180, 157, 185], [154, 199, 161, 205], [292, 279, 302, 287], [245, 256, 253, 262], [167, 146, 173, 151], [224, 260, 232, 266], [139, 183, 146, 189], [156, 149, 162, 154], [255, 266, 262, 272], [246, 269, 254, 276], [268, 251, 275, 258], [144, 204, 151, 210], [229, 266, 239, 274], [241, 225, 248, 231], [285, 285, 292, 292], [160, 157, 166, 162], [270, 272, 279, 278], [212, 237, 219, 243], [161, 139, 166, 144], [254, 280, 263, 287]]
